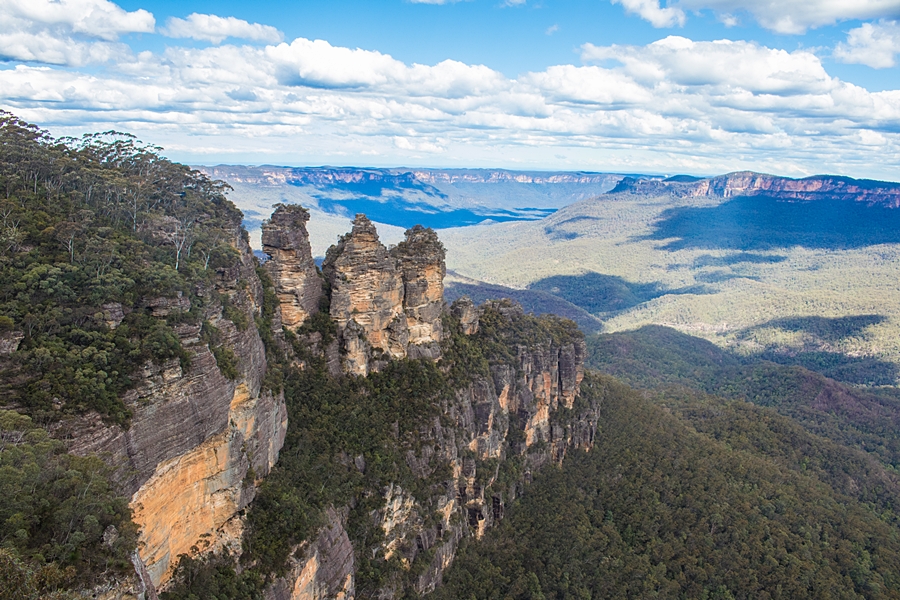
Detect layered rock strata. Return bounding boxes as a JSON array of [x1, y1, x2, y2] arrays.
[[59, 231, 288, 592], [320, 215, 445, 375]]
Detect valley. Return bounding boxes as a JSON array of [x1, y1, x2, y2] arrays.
[[5, 113, 900, 599]]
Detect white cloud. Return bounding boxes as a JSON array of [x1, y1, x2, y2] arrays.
[[582, 37, 831, 95], [0, 0, 154, 40], [265, 38, 506, 97], [1, 32, 899, 179], [611, 0, 685, 28], [0, 0, 151, 66], [835, 20, 900, 68], [611, 0, 900, 34], [162, 13, 283, 44], [0, 30, 125, 65], [546, 24, 560, 35]]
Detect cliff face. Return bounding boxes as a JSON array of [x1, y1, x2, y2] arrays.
[[59, 233, 287, 592], [319, 214, 445, 376], [249, 212, 598, 599], [692, 172, 900, 206]]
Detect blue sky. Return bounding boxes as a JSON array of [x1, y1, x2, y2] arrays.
[[2, 0, 900, 178]]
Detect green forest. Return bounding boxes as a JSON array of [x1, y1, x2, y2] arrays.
[[435, 375, 900, 600]]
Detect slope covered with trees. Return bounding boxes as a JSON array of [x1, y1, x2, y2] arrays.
[[436, 375, 900, 599], [0, 112, 250, 595]]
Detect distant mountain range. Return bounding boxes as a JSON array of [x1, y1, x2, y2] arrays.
[[613, 171, 900, 206], [197, 165, 628, 235]]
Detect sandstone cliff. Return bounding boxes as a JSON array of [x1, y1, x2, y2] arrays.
[[57, 230, 287, 594]]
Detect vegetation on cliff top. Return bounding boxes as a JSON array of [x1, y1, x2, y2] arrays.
[[0, 410, 137, 595], [0, 111, 246, 425]]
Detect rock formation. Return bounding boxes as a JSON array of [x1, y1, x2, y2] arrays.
[[262, 204, 323, 330], [57, 208, 594, 599], [322, 215, 408, 375], [320, 215, 445, 376], [393, 225, 446, 360]]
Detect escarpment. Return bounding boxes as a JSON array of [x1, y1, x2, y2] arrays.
[[611, 171, 900, 206], [57, 230, 288, 593]]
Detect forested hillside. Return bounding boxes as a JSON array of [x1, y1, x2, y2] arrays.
[[436, 375, 900, 599]]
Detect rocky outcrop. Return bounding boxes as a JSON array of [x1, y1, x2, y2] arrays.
[[262, 204, 323, 330], [450, 296, 480, 335], [58, 231, 288, 591], [392, 225, 445, 360], [322, 215, 408, 375], [264, 509, 355, 600], [321, 215, 445, 376]]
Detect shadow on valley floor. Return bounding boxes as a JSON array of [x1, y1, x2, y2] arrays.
[[527, 271, 709, 315], [694, 271, 760, 284], [739, 314, 887, 344], [734, 315, 897, 385], [692, 252, 788, 267], [644, 196, 900, 251]]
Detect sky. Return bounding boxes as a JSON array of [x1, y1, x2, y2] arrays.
[[1, 0, 900, 179]]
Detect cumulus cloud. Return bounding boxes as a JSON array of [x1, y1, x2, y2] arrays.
[[1, 31, 899, 177], [265, 38, 506, 97], [582, 37, 831, 95], [0, 0, 152, 66], [162, 13, 283, 44], [611, 0, 900, 34], [835, 20, 900, 68], [0, 0, 154, 40], [611, 0, 685, 28]]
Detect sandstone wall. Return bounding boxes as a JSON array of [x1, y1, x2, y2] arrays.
[[59, 232, 288, 593]]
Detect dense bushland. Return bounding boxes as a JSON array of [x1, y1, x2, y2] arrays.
[[0, 111, 246, 424]]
